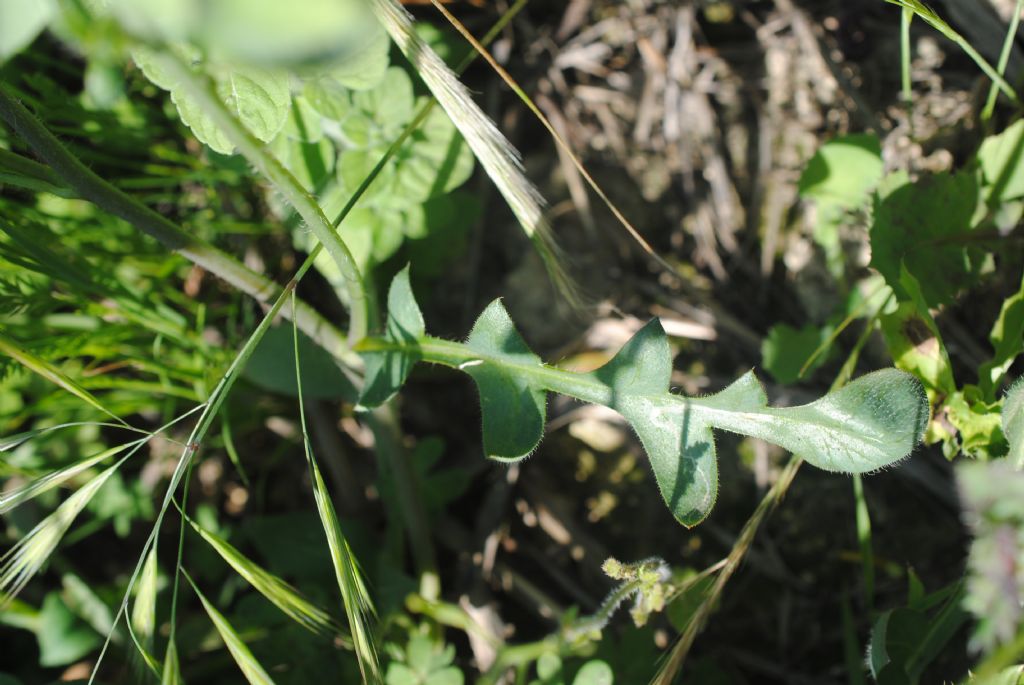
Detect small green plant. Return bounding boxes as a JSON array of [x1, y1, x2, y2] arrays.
[[358, 267, 927, 526]]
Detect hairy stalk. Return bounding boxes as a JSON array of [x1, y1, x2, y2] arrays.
[[0, 88, 354, 367], [853, 473, 875, 614], [369, 0, 580, 307], [150, 53, 370, 343]]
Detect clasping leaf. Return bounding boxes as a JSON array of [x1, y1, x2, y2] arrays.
[[357, 270, 930, 527]]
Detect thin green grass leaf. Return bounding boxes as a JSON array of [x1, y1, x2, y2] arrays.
[[187, 516, 334, 634], [369, 0, 580, 307], [183, 570, 277, 685], [1, 421, 150, 453], [161, 637, 182, 685], [0, 439, 146, 514], [982, 0, 1023, 120], [129, 547, 161, 675], [0, 329, 128, 426], [901, 7, 913, 105], [292, 293, 381, 684], [1, 459, 124, 604], [428, 0, 683, 289], [885, 0, 1019, 103]]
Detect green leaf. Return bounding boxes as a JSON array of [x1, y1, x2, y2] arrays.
[[701, 369, 929, 474], [977, 119, 1024, 204], [200, 0, 382, 67], [978, 272, 1024, 399], [463, 300, 547, 461], [185, 572, 277, 685], [761, 323, 832, 384], [360, 265, 425, 407], [946, 390, 1006, 460], [879, 266, 956, 401], [870, 170, 984, 307], [243, 325, 355, 400], [312, 24, 390, 91], [357, 271, 929, 526], [867, 581, 966, 685], [799, 134, 884, 206], [572, 661, 614, 685], [135, 51, 290, 155], [36, 592, 100, 667], [536, 653, 563, 681], [1004, 377, 1024, 468], [799, 133, 883, 269], [0, 0, 55, 63]]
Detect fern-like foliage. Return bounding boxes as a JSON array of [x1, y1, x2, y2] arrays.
[[356, 268, 930, 527]]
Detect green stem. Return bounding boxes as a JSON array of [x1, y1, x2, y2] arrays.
[[982, 0, 1024, 121], [852, 473, 875, 614], [152, 53, 370, 344], [900, 7, 913, 106], [0, 88, 355, 367]]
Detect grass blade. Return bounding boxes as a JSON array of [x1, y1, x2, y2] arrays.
[[0, 439, 146, 515], [292, 293, 381, 683], [885, 0, 1019, 103], [983, 0, 1024, 121], [0, 329, 128, 426], [183, 570, 277, 685], [370, 0, 579, 307], [161, 637, 182, 685], [1, 459, 124, 604], [1, 422, 149, 453], [129, 547, 161, 674], [428, 0, 683, 284], [187, 516, 335, 634]]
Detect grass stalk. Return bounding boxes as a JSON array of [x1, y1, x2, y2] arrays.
[[900, 7, 913, 106], [0, 88, 354, 366], [428, 0, 687, 282], [292, 291, 381, 683], [852, 473, 875, 614], [886, 0, 1019, 104], [370, 0, 580, 307], [982, 0, 1024, 122], [146, 54, 370, 344]]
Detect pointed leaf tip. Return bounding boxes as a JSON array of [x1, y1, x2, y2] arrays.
[[466, 299, 547, 461], [359, 266, 425, 407], [591, 319, 671, 396]]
